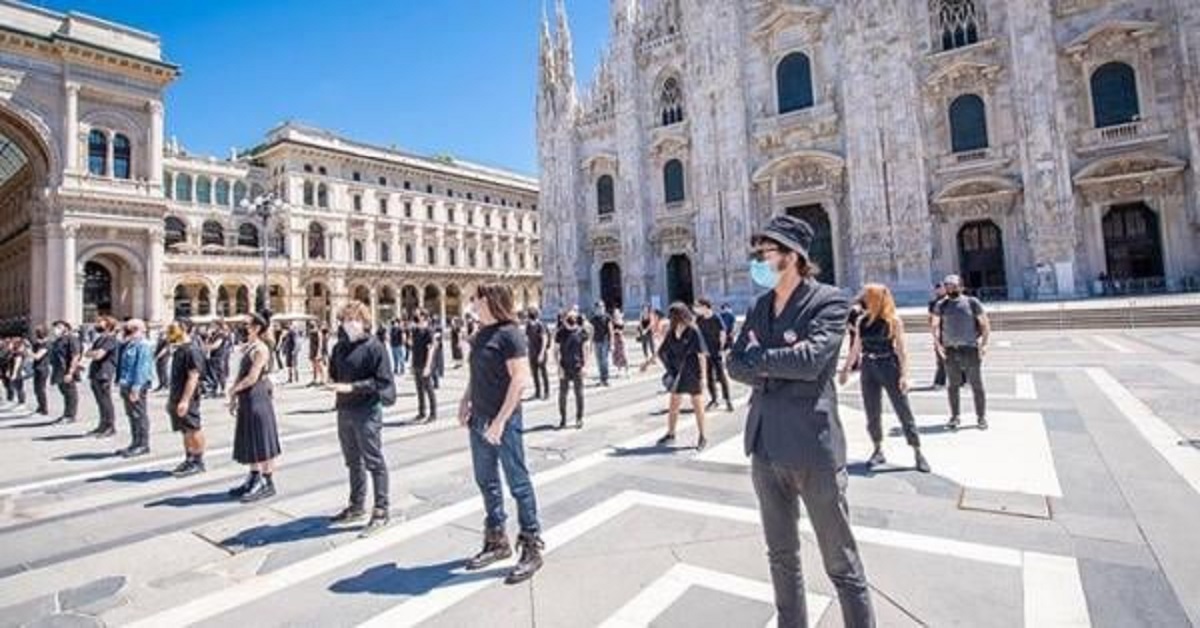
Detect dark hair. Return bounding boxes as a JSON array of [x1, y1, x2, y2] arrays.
[[697, 298, 712, 309], [667, 301, 693, 332], [476, 283, 516, 324], [760, 236, 821, 279], [33, 324, 47, 340], [528, 307, 540, 319]]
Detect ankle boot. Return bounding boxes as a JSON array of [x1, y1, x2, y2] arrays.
[[228, 471, 259, 498], [241, 473, 275, 503], [505, 532, 544, 584], [465, 527, 512, 571]]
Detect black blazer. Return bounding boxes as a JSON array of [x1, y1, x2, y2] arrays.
[[728, 279, 850, 471]]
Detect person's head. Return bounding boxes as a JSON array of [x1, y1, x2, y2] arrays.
[[34, 324, 47, 341], [95, 315, 117, 334], [528, 306, 540, 321], [859, 284, 899, 339], [943, 274, 963, 297], [721, 303, 732, 313], [668, 301, 693, 332], [124, 318, 146, 339], [338, 301, 373, 340], [166, 319, 192, 344], [247, 313, 269, 340], [413, 309, 428, 327], [695, 298, 713, 317], [475, 283, 516, 325], [612, 309, 624, 324], [53, 320, 71, 336], [750, 215, 819, 289]]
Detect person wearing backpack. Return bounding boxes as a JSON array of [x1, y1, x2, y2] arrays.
[[326, 301, 397, 537], [931, 274, 991, 431]]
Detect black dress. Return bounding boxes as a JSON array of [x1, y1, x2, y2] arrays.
[[659, 325, 705, 395], [233, 344, 282, 464]]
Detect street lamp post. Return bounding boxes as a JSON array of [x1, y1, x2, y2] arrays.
[[238, 192, 285, 315]]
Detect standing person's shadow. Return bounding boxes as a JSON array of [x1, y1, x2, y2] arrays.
[[329, 560, 499, 596]]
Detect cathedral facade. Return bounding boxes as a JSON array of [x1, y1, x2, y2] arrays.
[[536, 0, 1200, 313]]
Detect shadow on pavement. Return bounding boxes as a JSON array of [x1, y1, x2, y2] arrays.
[[89, 469, 172, 484], [55, 450, 121, 462], [329, 559, 496, 596], [33, 433, 90, 442], [144, 490, 232, 508], [608, 443, 691, 457], [220, 515, 348, 549]]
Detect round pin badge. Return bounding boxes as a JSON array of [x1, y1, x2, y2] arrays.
[[783, 330, 798, 344]]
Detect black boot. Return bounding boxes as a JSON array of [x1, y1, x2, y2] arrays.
[[241, 473, 275, 503], [228, 471, 259, 498], [465, 527, 512, 571], [505, 532, 544, 585]]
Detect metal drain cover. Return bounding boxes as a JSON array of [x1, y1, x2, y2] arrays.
[[958, 488, 1051, 520]]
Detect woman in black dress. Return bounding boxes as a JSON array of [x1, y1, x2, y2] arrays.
[[227, 313, 282, 502], [654, 302, 709, 450], [30, 326, 51, 416]]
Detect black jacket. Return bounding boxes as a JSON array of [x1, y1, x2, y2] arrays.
[[728, 279, 849, 471], [329, 335, 396, 412]]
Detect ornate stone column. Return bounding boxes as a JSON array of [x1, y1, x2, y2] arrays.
[[64, 82, 80, 174], [61, 224, 78, 324], [147, 227, 164, 323], [148, 101, 164, 185]]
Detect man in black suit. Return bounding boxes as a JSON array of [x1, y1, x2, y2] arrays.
[[728, 215, 874, 628]]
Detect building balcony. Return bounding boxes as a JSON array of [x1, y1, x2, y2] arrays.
[[61, 172, 162, 199], [1076, 119, 1170, 155], [934, 145, 1012, 175], [752, 102, 840, 152]]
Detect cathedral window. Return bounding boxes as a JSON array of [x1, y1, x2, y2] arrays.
[[87, 130, 107, 176], [931, 0, 982, 52], [303, 181, 315, 206], [776, 53, 815, 114], [949, 94, 989, 153], [659, 77, 685, 126], [308, 222, 326, 259], [112, 134, 132, 179], [1090, 62, 1139, 128], [663, 159, 685, 204], [597, 175, 615, 217]]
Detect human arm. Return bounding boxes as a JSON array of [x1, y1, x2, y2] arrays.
[[227, 344, 266, 403], [894, 318, 910, 393], [838, 321, 862, 386], [729, 296, 849, 382]]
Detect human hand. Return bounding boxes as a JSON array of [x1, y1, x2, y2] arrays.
[[175, 401, 189, 417], [746, 331, 761, 349], [837, 370, 850, 386], [484, 420, 505, 446], [458, 398, 471, 426]]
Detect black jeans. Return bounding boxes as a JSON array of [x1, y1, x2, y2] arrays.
[[415, 372, 437, 418], [706, 354, 732, 404], [59, 380, 79, 419], [120, 385, 150, 448], [91, 379, 115, 430], [337, 406, 389, 512], [933, 350, 946, 386], [558, 370, 584, 422], [9, 376, 25, 405], [529, 356, 550, 399], [751, 457, 875, 628], [945, 346, 986, 419], [155, 357, 170, 390], [860, 355, 919, 448], [33, 369, 49, 414]]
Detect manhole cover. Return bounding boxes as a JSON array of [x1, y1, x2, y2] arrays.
[[958, 488, 1051, 520]]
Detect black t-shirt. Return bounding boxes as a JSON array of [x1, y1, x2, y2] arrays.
[[50, 334, 80, 379], [168, 343, 205, 420], [389, 325, 405, 347], [88, 334, 120, 381], [33, 338, 50, 373], [526, 321, 547, 356], [590, 313, 612, 343], [659, 325, 705, 375], [557, 327, 586, 373], [410, 327, 435, 369], [697, 315, 724, 355], [469, 322, 528, 420], [927, 297, 943, 315]]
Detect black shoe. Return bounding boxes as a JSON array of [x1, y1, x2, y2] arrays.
[[655, 433, 676, 446], [575, 418, 583, 430], [93, 428, 116, 439], [413, 415, 426, 423], [240, 475, 275, 503], [330, 506, 367, 525], [54, 416, 76, 425], [725, 402, 735, 413], [466, 528, 512, 571], [557, 419, 566, 430], [505, 532, 544, 585], [358, 510, 390, 538], [696, 436, 708, 451], [172, 459, 206, 478], [977, 417, 989, 431], [946, 416, 961, 431], [228, 472, 259, 498], [119, 445, 150, 458], [705, 400, 718, 411], [866, 449, 887, 469], [914, 450, 931, 473]]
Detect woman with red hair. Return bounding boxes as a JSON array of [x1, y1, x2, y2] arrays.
[[838, 284, 930, 473]]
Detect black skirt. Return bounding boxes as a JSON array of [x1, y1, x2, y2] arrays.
[[233, 378, 281, 464]]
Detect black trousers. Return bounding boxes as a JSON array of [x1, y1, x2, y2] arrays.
[[120, 386, 150, 448], [9, 376, 25, 405], [58, 380, 79, 419], [529, 356, 550, 399], [337, 407, 389, 511], [558, 370, 584, 422], [415, 372, 437, 418], [33, 369, 49, 414], [945, 346, 986, 419], [706, 354, 732, 404], [860, 356, 920, 448], [933, 350, 946, 386], [91, 379, 115, 430], [751, 457, 875, 628], [155, 358, 170, 390]]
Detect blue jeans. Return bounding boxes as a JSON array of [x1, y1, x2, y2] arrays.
[[468, 411, 540, 534], [390, 345, 406, 375], [594, 340, 611, 383]]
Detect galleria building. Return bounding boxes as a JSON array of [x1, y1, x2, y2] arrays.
[[536, 0, 1200, 312], [0, 1, 542, 334]]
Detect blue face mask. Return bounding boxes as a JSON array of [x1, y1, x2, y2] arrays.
[[750, 260, 779, 289]]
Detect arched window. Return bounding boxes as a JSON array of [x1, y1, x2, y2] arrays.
[[201, 220, 224, 248], [380, 241, 391, 263], [949, 94, 989, 152], [233, 181, 248, 206], [317, 183, 329, 208], [196, 176, 213, 204], [164, 216, 187, 251], [303, 181, 315, 206], [1091, 62, 1140, 128], [308, 222, 326, 259], [88, 130, 107, 176], [597, 175, 615, 217], [237, 223, 260, 249], [663, 159, 685, 204], [776, 53, 814, 114], [659, 77, 685, 126], [215, 179, 230, 206], [175, 173, 193, 202], [932, 0, 982, 51], [112, 134, 131, 179]]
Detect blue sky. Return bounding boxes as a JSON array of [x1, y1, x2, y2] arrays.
[[33, 0, 610, 175]]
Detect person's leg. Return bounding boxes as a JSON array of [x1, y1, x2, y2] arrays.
[[880, 360, 921, 449], [539, 362, 550, 399], [13, 377, 25, 405], [797, 468, 875, 628], [944, 349, 964, 423], [667, 393, 681, 436], [573, 372, 584, 424], [34, 371, 48, 414], [705, 359, 719, 405], [861, 361, 885, 447], [716, 356, 733, 404], [691, 394, 707, 444], [415, 375, 428, 417], [359, 408, 389, 514], [557, 373, 569, 426], [336, 414, 367, 512], [91, 380, 112, 431], [529, 356, 542, 399], [427, 374, 438, 418], [118, 389, 137, 449], [598, 341, 610, 384], [750, 457, 806, 627], [497, 416, 539, 534], [133, 386, 150, 448], [965, 349, 987, 421], [469, 424, 506, 530], [933, 350, 946, 387]]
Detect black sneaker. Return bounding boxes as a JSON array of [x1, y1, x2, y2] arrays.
[[358, 510, 390, 538], [93, 428, 116, 439], [240, 475, 275, 503], [330, 506, 367, 525], [725, 402, 735, 413], [977, 417, 989, 431], [705, 400, 718, 411], [655, 433, 676, 446], [557, 418, 566, 430], [174, 459, 206, 478], [228, 472, 258, 498], [946, 416, 961, 431], [119, 445, 150, 458]]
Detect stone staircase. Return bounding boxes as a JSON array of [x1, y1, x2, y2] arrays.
[[900, 295, 1200, 333]]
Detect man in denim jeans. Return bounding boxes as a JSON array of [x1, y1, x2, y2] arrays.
[[116, 319, 155, 458], [729, 215, 875, 628], [589, 302, 613, 386]]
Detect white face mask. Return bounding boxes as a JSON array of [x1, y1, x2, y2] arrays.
[[343, 320, 365, 339]]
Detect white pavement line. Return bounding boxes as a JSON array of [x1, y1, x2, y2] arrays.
[[124, 403, 681, 628], [1165, 361, 1200, 386], [1023, 552, 1092, 627], [597, 563, 830, 628], [1085, 368, 1200, 496], [359, 490, 1087, 628], [1092, 335, 1134, 354]]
